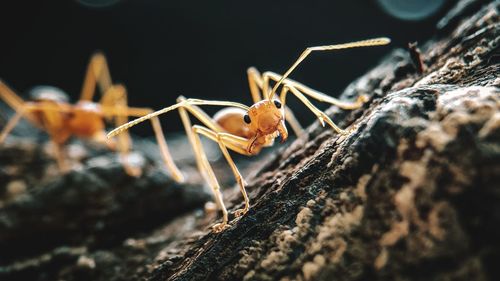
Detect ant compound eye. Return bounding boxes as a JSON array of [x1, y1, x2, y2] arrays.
[[243, 114, 251, 124], [273, 99, 282, 109]]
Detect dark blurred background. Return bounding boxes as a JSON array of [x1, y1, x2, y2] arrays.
[[0, 0, 454, 134]]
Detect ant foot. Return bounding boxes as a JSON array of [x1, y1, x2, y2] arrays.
[[124, 165, 142, 178], [212, 222, 230, 233], [340, 126, 356, 136], [234, 207, 249, 218], [357, 94, 370, 104]]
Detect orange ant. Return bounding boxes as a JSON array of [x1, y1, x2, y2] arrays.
[[108, 38, 390, 231], [0, 53, 182, 179]]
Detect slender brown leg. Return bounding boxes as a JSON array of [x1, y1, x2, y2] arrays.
[[149, 116, 184, 182], [79, 52, 113, 101], [193, 126, 250, 219], [0, 111, 23, 143], [0, 81, 39, 125]]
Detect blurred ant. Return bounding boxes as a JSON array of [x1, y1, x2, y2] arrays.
[[0, 53, 181, 179], [108, 38, 390, 231]]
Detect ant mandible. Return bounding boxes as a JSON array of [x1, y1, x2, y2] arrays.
[[0, 53, 182, 179], [108, 37, 390, 232]]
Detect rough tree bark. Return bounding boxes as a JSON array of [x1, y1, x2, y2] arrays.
[[0, 0, 498, 280]]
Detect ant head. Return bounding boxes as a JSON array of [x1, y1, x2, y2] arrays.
[[243, 99, 288, 142]]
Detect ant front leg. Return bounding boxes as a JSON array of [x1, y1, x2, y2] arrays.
[[176, 99, 255, 230], [192, 126, 251, 218], [188, 124, 230, 232]]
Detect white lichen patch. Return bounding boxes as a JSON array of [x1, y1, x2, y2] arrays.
[[355, 173, 372, 202], [414, 86, 499, 155], [296, 207, 313, 231], [238, 188, 366, 280], [6, 180, 27, 198], [479, 112, 500, 138], [374, 247, 389, 270], [416, 123, 454, 151], [437, 86, 499, 117], [302, 255, 326, 281], [307, 203, 364, 263]]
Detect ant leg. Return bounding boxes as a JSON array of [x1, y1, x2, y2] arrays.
[[0, 81, 40, 125], [267, 37, 390, 99], [177, 105, 211, 180], [99, 85, 141, 177], [35, 102, 75, 172], [191, 125, 253, 231], [99, 85, 130, 140], [0, 111, 23, 143], [189, 125, 229, 232], [149, 116, 184, 182], [0, 81, 26, 112], [281, 85, 348, 135], [101, 85, 184, 180], [193, 126, 250, 217], [51, 140, 69, 172], [264, 71, 368, 110], [176, 101, 250, 221], [247, 67, 305, 136], [0, 83, 78, 173], [283, 107, 305, 136], [79, 52, 113, 101], [247, 67, 265, 103], [101, 103, 184, 182], [107, 98, 249, 138]]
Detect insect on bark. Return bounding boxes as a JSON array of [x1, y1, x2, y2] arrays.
[[108, 37, 391, 232], [0, 53, 180, 178]]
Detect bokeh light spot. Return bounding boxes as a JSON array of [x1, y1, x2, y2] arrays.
[[77, 0, 121, 8], [377, 0, 447, 21]]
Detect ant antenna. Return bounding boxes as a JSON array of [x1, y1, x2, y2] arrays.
[[267, 37, 391, 100]]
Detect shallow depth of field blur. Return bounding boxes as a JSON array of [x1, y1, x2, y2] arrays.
[[0, 0, 453, 134]]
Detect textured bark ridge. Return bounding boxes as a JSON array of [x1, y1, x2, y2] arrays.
[[0, 1, 499, 280]]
